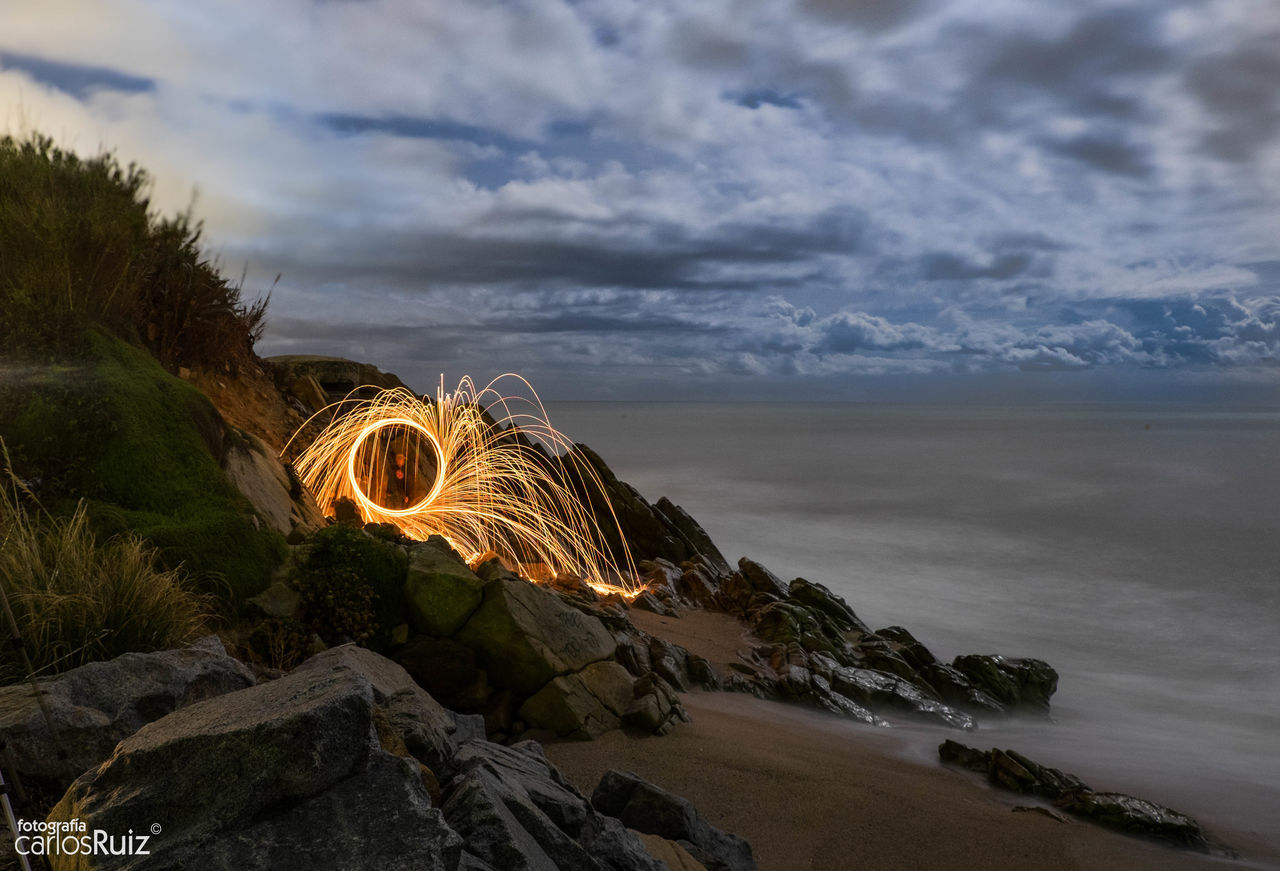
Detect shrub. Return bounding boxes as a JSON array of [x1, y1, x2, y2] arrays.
[[0, 133, 268, 370], [295, 525, 408, 649], [0, 463, 210, 684]]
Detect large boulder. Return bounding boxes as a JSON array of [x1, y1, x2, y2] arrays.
[[829, 666, 974, 731], [47, 644, 461, 870], [591, 770, 756, 871], [786, 579, 868, 634], [519, 661, 637, 740], [951, 655, 1058, 714], [454, 577, 616, 696], [0, 636, 254, 789], [223, 430, 324, 538], [404, 537, 488, 638], [736, 558, 788, 598]]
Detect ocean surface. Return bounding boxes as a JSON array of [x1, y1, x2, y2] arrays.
[[544, 401, 1280, 843]]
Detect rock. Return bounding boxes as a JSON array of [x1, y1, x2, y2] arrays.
[[677, 565, 722, 609], [404, 537, 488, 638], [396, 635, 482, 705], [246, 579, 302, 620], [266, 355, 410, 402], [787, 578, 869, 634], [875, 625, 938, 671], [580, 813, 667, 871], [951, 655, 1058, 714], [830, 666, 975, 730], [653, 498, 731, 576], [623, 673, 688, 735], [631, 590, 676, 617], [715, 572, 754, 613], [748, 602, 820, 647], [224, 430, 321, 536], [47, 646, 451, 869], [454, 740, 591, 835], [1056, 791, 1220, 853], [518, 662, 636, 739], [938, 738, 990, 773], [188, 753, 463, 871], [923, 663, 1008, 716], [444, 765, 597, 871], [736, 557, 788, 598], [635, 833, 709, 871], [455, 577, 616, 696], [592, 770, 756, 871], [288, 374, 329, 413], [1012, 805, 1070, 823], [938, 742, 1228, 855], [0, 636, 254, 790]]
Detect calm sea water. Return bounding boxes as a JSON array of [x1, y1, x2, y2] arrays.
[[545, 401, 1280, 842]]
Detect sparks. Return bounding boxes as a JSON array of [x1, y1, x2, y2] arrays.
[[285, 375, 639, 597]]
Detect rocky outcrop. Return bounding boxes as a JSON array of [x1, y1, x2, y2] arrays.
[[265, 355, 411, 405], [223, 429, 325, 538], [938, 740, 1231, 855], [0, 636, 254, 790], [392, 539, 687, 740], [591, 770, 756, 871], [45, 645, 697, 870]]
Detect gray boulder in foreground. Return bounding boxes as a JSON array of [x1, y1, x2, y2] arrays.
[[42, 644, 684, 871], [592, 770, 756, 871], [0, 635, 254, 790]]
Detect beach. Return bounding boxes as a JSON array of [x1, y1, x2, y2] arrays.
[[548, 689, 1280, 871]]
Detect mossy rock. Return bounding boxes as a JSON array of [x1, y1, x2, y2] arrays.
[[453, 577, 616, 696], [403, 537, 487, 638], [0, 332, 284, 599]]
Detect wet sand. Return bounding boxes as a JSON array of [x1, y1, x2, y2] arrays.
[[547, 609, 1279, 871]]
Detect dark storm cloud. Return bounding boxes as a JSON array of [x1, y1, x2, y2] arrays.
[[974, 7, 1172, 120], [921, 252, 1038, 282], [0, 51, 154, 97], [1185, 39, 1280, 162], [1041, 133, 1153, 179], [796, 0, 935, 33]]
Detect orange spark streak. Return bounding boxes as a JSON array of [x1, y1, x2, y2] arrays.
[[285, 375, 638, 596]]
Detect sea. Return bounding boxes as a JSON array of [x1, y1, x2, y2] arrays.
[[544, 401, 1280, 843]]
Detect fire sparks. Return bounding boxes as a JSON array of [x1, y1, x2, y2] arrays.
[[285, 375, 638, 596]]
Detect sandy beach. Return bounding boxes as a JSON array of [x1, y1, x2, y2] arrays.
[[547, 691, 1279, 871], [543, 608, 1280, 871]]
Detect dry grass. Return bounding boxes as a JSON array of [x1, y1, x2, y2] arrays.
[[0, 445, 211, 683]]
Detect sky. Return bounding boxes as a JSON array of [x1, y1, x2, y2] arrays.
[[2, 0, 1279, 400]]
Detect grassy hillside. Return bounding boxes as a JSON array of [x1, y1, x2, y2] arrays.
[[0, 133, 284, 603]]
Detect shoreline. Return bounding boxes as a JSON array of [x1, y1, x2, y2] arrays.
[[546, 690, 1280, 871]]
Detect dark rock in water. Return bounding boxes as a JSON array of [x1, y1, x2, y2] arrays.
[[1058, 791, 1221, 853], [787, 578, 869, 634], [830, 666, 975, 731], [737, 557, 789, 598], [0, 635, 254, 790], [592, 770, 757, 871], [951, 654, 1058, 714], [939, 738, 990, 773], [938, 741, 1229, 855], [876, 625, 938, 671], [923, 663, 1008, 716], [454, 576, 616, 696], [404, 536, 488, 638]]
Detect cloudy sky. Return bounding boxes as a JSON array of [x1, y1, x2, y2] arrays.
[[3, 0, 1278, 399]]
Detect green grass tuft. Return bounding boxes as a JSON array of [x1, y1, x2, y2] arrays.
[[0, 463, 211, 684]]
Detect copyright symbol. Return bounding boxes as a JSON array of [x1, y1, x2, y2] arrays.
[[151, 823, 161, 835]]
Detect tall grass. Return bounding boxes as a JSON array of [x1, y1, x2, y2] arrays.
[[0, 448, 211, 684], [0, 133, 268, 369]]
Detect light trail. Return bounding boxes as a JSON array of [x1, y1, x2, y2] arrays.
[[285, 375, 639, 596]]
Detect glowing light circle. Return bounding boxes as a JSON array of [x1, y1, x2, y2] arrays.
[[345, 417, 446, 517]]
